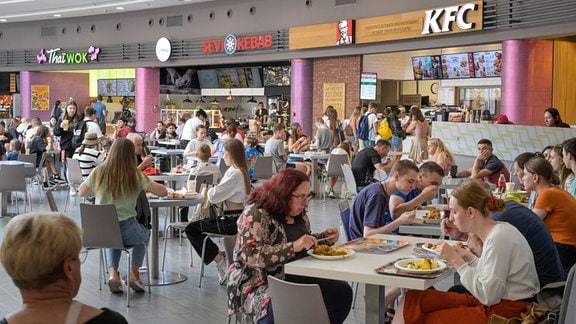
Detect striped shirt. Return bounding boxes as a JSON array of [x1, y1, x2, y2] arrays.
[[73, 147, 105, 178]]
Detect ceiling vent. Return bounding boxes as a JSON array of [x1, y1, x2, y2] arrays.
[[41, 26, 57, 38], [166, 15, 183, 27], [335, 0, 356, 5]]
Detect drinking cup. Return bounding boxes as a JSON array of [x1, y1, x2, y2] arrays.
[[506, 182, 515, 192], [62, 119, 69, 130]]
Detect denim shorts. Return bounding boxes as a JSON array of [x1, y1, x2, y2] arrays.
[[390, 136, 403, 150]]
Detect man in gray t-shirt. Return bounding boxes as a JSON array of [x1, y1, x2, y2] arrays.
[[313, 117, 334, 152], [265, 124, 287, 173]]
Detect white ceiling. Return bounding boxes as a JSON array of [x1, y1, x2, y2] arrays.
[[0, 0, 214, 23]]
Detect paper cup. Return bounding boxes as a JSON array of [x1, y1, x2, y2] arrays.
[[506, 182, 515, 192], [62, 119, 69, 130]]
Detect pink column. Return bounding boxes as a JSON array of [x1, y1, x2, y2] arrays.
[[501, 39, 553, 126], [19, 71, 31, 117], [135, 67, 160, 134], [291, 59, 314, 136]]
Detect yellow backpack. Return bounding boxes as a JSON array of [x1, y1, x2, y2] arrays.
[[377, 118, 393, 140]]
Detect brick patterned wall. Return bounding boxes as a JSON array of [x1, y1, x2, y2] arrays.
[[313, 55, 362, 121]]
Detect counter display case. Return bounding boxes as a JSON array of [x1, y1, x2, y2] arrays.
[[160, 108, 222, 128]]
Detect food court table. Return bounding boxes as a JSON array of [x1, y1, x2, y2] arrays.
[[284, 234, 455, 324], [288, 152, 329, 193], [151, 148, 185, 169], [0, 161, 35, 217], [147, 196, 203, 285]]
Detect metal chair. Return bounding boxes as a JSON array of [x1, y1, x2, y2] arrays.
[[252, 155, 274, 181], [341, 164, 359, 200], [64, 158, 84, 211], [199, 232, 236, 287], [337, 199, 359, 309], [161, 174, 214, 270], [267, 275, 330, 324], [0, 163, 30, 214], [321, 154, 349, 201], [80, 203, 151, 307], [45, 189, 58, 212]]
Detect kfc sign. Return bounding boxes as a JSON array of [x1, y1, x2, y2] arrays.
[[421, 3, 477, 35], [202, 34, 273, 55]]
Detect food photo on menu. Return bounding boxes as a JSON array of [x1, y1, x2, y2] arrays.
[[441, 52, 475, 79], [473, 50, 503, 77]]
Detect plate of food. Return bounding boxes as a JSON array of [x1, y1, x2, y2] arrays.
[[394, 257, 447, 274], [415, 208, 442, 224], [421, 242, 466, 254], [307, 244, 355, 260]]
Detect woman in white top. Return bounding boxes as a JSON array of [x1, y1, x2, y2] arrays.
[[183, 125, 215, 167], [185, 138, 251, 285], [393, 179, 539, 323]]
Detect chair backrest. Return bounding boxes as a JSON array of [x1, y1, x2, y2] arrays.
[[341, 164, 358, 196], [66, 158, 84, 184], [0, 164, 26, 192], [267, 275, 330, 324], [18, 153, 37, 164], [337, 200, 352, 241], [325, 154, 349, 178], [559, 263, 576, 324], [45, 189, 58, 212], [218, 157, 230, 176], [252, 155, 274, 180], [80, 203, 125, 250], [191, 174, 215, 192]]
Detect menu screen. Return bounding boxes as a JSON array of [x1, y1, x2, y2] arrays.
[[412, 56, 442, 80], [473, 51, 502, 78], [97, 79, 116, 96], [264, 66, 291, 86], [441, 53, 475, 79], [116, 78, 135, 96], [197, 70, 219, 88]]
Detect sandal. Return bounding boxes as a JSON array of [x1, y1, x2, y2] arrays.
[[384, 308, 395, 324], [107, 279, 123, 293], [129, 272, 145, 293]]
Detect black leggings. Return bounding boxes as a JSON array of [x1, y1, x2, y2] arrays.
[[555, 242, 576, 274]]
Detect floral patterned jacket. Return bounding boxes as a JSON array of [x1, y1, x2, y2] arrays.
[[226, 204, 319, 323]]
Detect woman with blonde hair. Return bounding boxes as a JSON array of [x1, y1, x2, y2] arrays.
[[0, 212, 127, 323], [287, 122, 311, 176], [393, 179, 539, 323], [185, 138, 251, 285], [547, 144, 574, 192], [347, 105, 363, 152], [522, 156, 576, 273], [406, 106, 430, 161], [418, 138, 456, 176], [79, 138, 167, 293]]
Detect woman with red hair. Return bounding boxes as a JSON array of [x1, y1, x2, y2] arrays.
[[227, 168, 352, 324]]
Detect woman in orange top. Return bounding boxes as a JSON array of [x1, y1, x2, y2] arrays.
[[522, 156, 576, 273]]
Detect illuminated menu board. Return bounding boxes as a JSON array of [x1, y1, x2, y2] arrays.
[[412, 55, 442, 80], [473, 51, 502, 77], [360, 72, 377, 100], [440, 53, 475, 79]]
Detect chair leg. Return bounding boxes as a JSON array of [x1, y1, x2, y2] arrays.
[[198, 236, 210, 287], [126, 250, 131, 308], [352, 282, 359, 309], [145, 244, 152, 294]]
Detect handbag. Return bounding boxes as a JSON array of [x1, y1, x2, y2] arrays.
[[488, 303, 551, 324], [215, 209, 243, 234]]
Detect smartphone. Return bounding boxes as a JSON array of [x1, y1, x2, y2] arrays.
[[450, 165, 458, 178]]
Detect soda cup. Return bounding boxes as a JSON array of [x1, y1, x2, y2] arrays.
[[62, 119, 69, 130]]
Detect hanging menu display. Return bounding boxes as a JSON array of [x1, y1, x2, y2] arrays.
[[412, 55, 443, 80], [360, 72, 377, 100], [97, 79, 117, 97], [263, 66, 291, 86], [440, 53, 475, 79], [116, 79, 135, 96], [473, 50, 502, 77]]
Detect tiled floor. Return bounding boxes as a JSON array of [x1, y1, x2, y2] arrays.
[[0, 185, 451, 323]]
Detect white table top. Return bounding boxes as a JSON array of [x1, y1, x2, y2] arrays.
[[289, 152, 329, 159], [285, 234, 453, 290], [0, 160, 34, 168], [151, 148, 185, 155]]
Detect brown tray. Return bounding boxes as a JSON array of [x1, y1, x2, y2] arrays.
[[375, 258, 453, 279]]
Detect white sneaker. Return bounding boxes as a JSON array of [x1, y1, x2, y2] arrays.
[[215, 257, 228, 285], [69, 187, 77, 196]]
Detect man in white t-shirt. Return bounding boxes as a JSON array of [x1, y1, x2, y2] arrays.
[[180, 109, 207, 145]]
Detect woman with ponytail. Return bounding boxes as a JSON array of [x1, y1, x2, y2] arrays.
[[393, 179, 539, 323], [523, 156, 576, 273]]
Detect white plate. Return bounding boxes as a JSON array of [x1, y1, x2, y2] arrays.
[[421, 243, 438, 254], [307, 247, 355, 260], [394, 258, 447, 274]]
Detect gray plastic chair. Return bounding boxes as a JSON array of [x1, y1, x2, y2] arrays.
[[321, 153, 349, 201], [559, 263, 576, 324], [80, 203, 151, 307], [45, 189, 58, 212], [341, 164, 359, 200], [0, 163, 30, 214], [64, 158, 85, 211], [267, 275, 330, 324], [199, 233, 236, 287], [252, 155, 274, 181]]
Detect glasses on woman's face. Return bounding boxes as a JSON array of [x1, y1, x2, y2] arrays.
[[292, 193, 313, 203]]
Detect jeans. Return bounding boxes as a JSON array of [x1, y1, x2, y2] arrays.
[[362, 139, 374, 148], [108, 217, 150, 268], [390, 136, 403, 151]]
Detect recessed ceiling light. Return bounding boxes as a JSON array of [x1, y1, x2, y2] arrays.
[[0, 19, 6, 22], [53, 14, 61, 17], [116, 7, 124, 10]]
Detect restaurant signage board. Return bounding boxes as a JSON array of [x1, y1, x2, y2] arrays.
[[201, 34, 273, 55], [289, 1, 482, 50], [36, 46, 101, 65], [323, 83, 346, 120]]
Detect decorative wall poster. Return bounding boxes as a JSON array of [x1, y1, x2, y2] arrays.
[[31, 85, 49, 110], [323, 83, 346, 119]]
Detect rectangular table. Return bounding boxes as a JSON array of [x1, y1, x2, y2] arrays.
[[284, 234, 455, 324], [0, 161, 35, 216], [151, 148, 185, 169], [288, 152, 329, 193]]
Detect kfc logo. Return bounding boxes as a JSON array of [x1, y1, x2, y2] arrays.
[[421, 3, 477, 35]]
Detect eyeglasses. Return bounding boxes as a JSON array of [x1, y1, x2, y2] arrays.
[[292, 193, 314, 203], [79, 250, 89, 264]]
